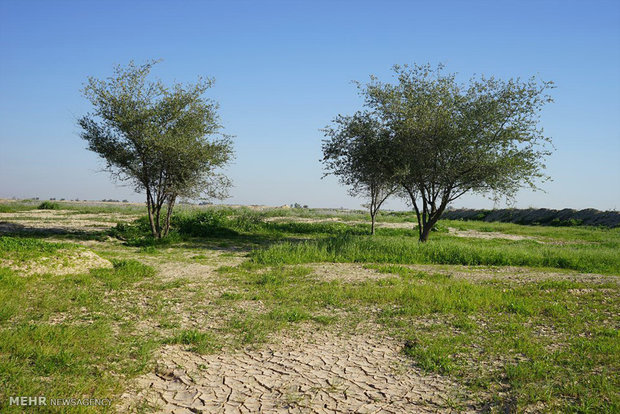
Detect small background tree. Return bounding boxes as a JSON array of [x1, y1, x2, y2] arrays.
[[79, 60, 234, 238], [322, 112, 397, 235], [359, 64, 554, 241]]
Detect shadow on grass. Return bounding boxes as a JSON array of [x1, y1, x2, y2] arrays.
[[0, 221, 109, 241]]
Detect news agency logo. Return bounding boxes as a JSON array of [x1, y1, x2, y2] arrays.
[[8, 396, 111, 407]]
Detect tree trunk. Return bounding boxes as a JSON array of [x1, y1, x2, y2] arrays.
[[403, 186, 422, 239], [419, 223, 432, 242], [162, 196, 176, 237], [146, 188, 158, 238], [370, 212, 376, 235], [154, 203, 162, 239], [418, 204, 447, 242]]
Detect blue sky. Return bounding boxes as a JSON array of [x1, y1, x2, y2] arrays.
[[1, 0, 619, 210]]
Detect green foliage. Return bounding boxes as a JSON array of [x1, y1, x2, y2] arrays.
[[322, 112, 397, 233], [216, 261, 619, 411], [109, 216, 153, 240], [1, 215, 618, 412], [347, 63, 554, 241], [0, 202, 38, 213], [403, 338, 456, 374], [550, 218, 583, 227], [474, 211, 490, 220], [78, 60, 234, 238], [174, 210, 237, 237], [37, 201, 61, 210], [229, 210, 265, 232]]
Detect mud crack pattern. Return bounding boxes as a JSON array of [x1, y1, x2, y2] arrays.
[[121, 332, 473, 413]]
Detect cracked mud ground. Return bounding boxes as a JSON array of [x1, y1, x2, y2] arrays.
[[121, 331, 472, 413]]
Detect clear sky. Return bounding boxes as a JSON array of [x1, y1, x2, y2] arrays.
[[1, 0, 619, 211]]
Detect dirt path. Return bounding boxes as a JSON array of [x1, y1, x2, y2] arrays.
[[120, 329, 472, 413], [264, 216, 416, 230], [0, 209, 138, 233], [307, 263, 619, 285], [447, 227, 536, 242]]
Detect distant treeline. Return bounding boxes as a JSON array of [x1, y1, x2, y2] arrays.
[[442, 208, 620, 228]]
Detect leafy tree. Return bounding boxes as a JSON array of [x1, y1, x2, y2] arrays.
[[79, 61, 233, 238], [322, 112, 397, 235], [358, 64, 554, 241]]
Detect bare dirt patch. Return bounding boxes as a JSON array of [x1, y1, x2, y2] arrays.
[[399, 264, 619, 285], [0, 209, 139, 233], [1, 249, 112, 276], [150, 253, 245, 283], [156, 262, 219, 283], [447, 227, 536, 242], [298, 263, 619, 286], [310, 263, 397, 283], [265, 216, 415, 230], [120, 329, 473, 413]]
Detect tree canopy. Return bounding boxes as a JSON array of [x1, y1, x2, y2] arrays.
[[327, 64, 554, 241], [78, 60, 233, 238], [322, 112, 397, 234]]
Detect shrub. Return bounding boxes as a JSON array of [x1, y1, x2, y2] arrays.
[[173, 210, 238, 237], [109, 216, 152, 241], [550, 218, 583, 227], [37, 201, 61, 210], [230, 211, 264, 232]]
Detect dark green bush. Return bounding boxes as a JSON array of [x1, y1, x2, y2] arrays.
[[37, 201, 61, 210], [230, 211, 264, 232], [173, 210, 238, 237], [550, 218, 583, 227], [109, 216, 152, 241]]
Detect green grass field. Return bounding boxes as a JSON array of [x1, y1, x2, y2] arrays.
[[0, 202, 618, 413]]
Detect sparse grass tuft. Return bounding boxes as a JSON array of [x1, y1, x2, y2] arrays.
[[164, 329, 222, 354]]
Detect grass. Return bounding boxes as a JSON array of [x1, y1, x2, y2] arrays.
[[211, 263, 619, 412], [0, 236, 78, 262], [443, 219, 620, 244], [0, 260, 159, 413], [0, 203, 618, 412], [164, 329, 222, 354], [252, 234, 620, 275]]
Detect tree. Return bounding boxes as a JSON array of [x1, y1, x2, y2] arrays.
[[322, 112, 397, 235], [79, 60, 234, 238], [359, 64, 554, 241]]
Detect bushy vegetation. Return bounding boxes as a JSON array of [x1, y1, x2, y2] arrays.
[[109, 208, 416, 247], [37, 201, 61, 210], [79, 61, 234, 238], [324, 64, 555, 241], [106, 209, 620, 275]]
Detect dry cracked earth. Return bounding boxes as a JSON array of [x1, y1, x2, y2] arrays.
[[116, 259, 485, 413], [117, 260, 617, 414], [120, 331, 472, 414]]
